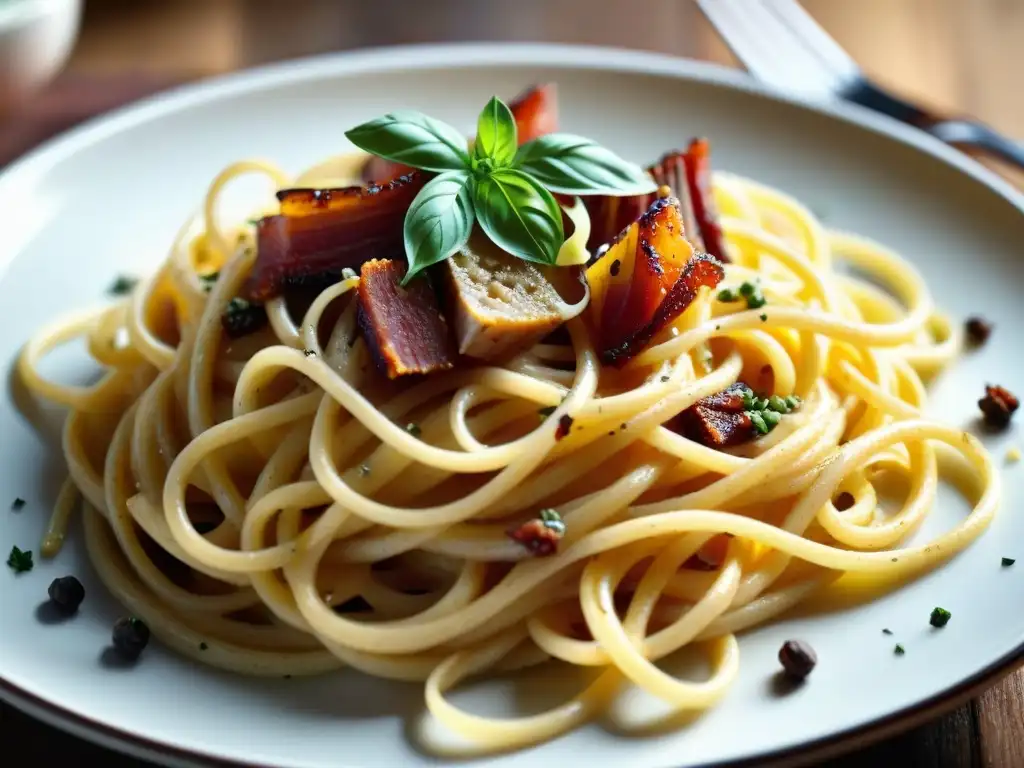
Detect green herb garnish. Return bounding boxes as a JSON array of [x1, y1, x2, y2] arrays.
[[539, 508, 566, 535], [11, 497, 25, 511], [538, 405, 558, 418], [199, 642, 209, 651], [894, 643, 905, 655], [108, 275, 138, 296], [741, 386, 801, 437], [405, 423, 422, 437], [717, 281, 766, 310], [760, 313, 768, 322], [198, 272, 220, 291], [749, 410, 769, 435], [882, 628, 893, 635], [1002, 557, 1015, 567], [345, 97, 654, 284], [6, 545, 32, 573], [929, 607, 951, 628]]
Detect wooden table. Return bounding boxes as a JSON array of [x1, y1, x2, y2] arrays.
[[2, 1, 1022, 765]]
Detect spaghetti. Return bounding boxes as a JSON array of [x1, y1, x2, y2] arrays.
[[16, 148, 999, 753]]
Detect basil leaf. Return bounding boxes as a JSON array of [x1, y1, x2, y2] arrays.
[[402, 171, 475, 284], [473, 169, 564, 265], [515, 133, 656, 195], [474, 96, 517, 167], [346, 110, 470, 172]]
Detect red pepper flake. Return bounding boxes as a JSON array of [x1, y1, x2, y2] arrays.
[[979, 384, 1019, 429], [508, 509, 566, 556], [964, 317, 992, 346], [555, 414, 574, 440]]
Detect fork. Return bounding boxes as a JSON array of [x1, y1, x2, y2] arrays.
[[696, 0, 1024, 172]]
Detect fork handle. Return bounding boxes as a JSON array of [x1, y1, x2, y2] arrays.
[[921, 120, 1024, 170], [843, 80, 1024, 172]]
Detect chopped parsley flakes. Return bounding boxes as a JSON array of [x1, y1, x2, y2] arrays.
[[7, 545, 33, 573], [929, 607, 952, 628], [743, 387, 800, 436], [539, 508, 566, 535], [1002, 557, 1016, 567], [894, 643, 905, 655], [405, 423, 422, 437], [108, 275, 138, 296], [718, 281, 767, 309], [11, 497, 25, 511]]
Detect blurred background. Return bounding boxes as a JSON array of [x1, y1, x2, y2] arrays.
[[2, 1, 1024, 766], [1, 0, 1022, 169]]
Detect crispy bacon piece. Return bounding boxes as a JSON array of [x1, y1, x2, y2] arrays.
[[588, 197, 690, 346], [356, 259, 455, 379], [243, 173, 426, 302], [508, 83, 559, 144], [585, 139, 729, 264], [360, 84, 559, 183], [585, 151, 693, 255], [586, 196, 724, 365], [683, 138, 728, 265], [672, 382, 756, 448]]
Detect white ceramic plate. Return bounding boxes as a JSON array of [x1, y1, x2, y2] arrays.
[[2, 44, 1024, 768]]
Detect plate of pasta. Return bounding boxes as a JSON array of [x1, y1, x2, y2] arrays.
[[2, 43, 1024, 768]]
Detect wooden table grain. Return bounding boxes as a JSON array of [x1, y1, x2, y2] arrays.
[[3, 1, 1023, 765]]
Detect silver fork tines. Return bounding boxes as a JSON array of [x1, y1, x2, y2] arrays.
[[696, 0, 861, 101]]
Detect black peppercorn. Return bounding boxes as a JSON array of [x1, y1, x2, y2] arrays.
[[964, 317, 992, 346], [778, 639, 817, 680], [47, 576, 85, 614], [112, 617, 151, 660]]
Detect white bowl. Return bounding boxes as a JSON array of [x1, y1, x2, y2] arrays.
[[0, 0, 82, 110]]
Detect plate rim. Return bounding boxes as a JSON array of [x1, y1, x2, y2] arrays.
[[2, 41, 1023, 768]]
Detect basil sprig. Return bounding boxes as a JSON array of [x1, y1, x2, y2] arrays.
[[346, 96, 655, 283]]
